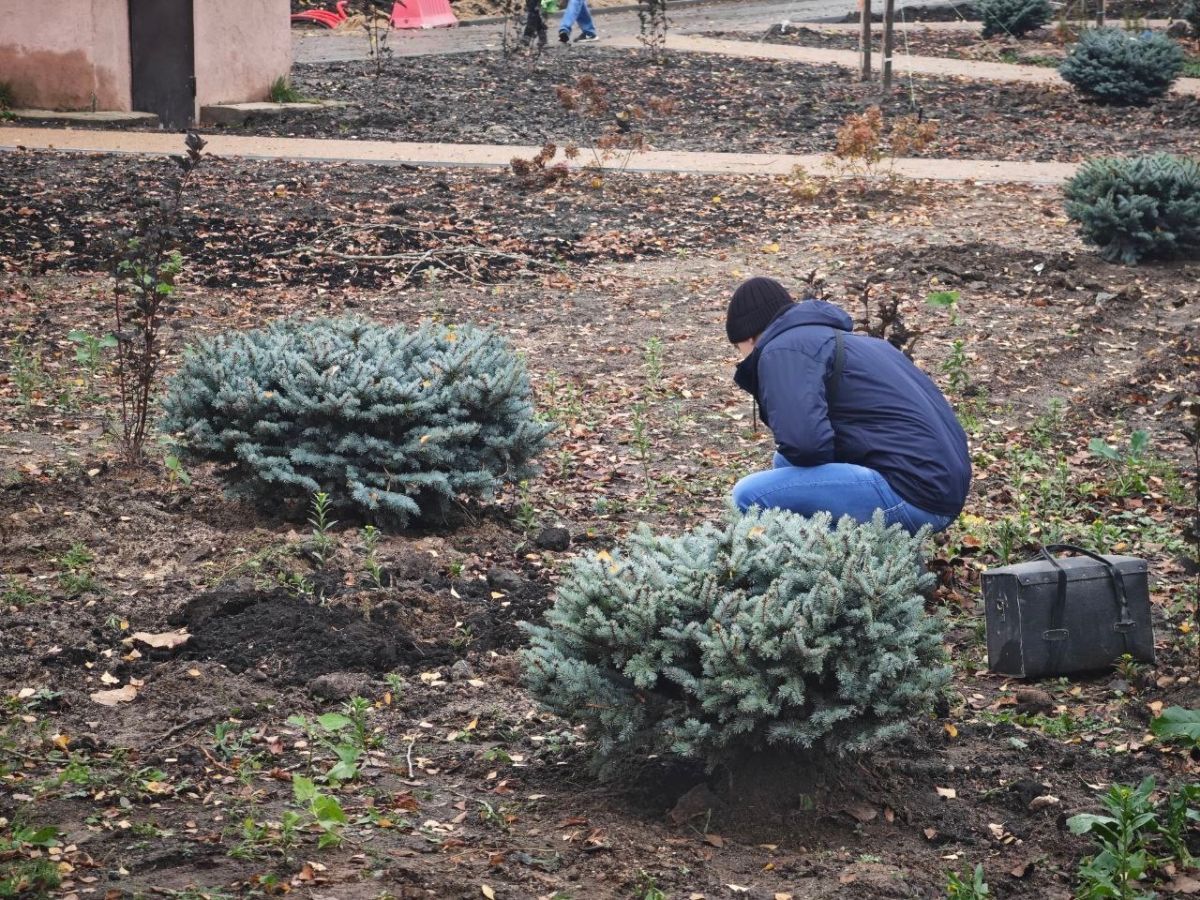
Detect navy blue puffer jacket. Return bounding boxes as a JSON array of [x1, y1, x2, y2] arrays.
[[733, 301, 971, 517]]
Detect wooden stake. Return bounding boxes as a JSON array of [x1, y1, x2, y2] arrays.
[[881, 0, 896, 92], [860, 0, 872, 81]]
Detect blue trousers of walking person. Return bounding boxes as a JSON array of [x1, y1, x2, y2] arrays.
[[559, 0, 597, 41]]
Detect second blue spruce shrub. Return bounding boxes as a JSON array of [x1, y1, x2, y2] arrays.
[[162, 317, 552, 527]]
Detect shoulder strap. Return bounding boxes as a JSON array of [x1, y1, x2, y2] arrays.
[[826, 328, 845, 405]]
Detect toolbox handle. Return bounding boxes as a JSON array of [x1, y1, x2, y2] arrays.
[[1038, 544, 1135, 640]]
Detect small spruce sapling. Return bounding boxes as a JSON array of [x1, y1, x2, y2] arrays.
[[161, 318, 552, 528], [1064, 153, 1200, 264], [1059, 28, 1184, 104], [977, 0, 1051, 37], [522, 509, 948, 771]]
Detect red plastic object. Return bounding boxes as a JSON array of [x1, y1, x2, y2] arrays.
[[290, 0, 350, 28], [389, 0, 458, 29]]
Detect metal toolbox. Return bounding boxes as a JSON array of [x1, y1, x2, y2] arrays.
[[982, 544, 1154, 680]]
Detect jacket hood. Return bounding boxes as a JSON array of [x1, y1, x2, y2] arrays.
[[760, 301, 853, 343], [734, 301, 853, 397]]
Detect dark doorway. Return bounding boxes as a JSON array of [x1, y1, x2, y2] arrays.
[[129, 0, 195, 129]]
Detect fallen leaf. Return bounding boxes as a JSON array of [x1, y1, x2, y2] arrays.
[[481, 886, 496, 900], [100, 672, 120, 685], [131, 630, 190, 650], [844, 804, 877, 824], [936, 787, 957, 799], [944, 722, 959, 739], [1029, 795, 1060, 811], [1010, 859, 1035, 879], [988, 823, 1005, 840], [775, 894, 794, 900], [90, 685, 137, 706], [704, 833, 724, 848], [726, 886, 749, 894], [1164, 874, 1200, 893], [923, 827, 939, 841]]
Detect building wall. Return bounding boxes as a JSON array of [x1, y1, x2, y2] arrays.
[[193, 0, 292, 108], [0, 0, 132, 110]]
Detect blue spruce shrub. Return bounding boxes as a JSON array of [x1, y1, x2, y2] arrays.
[[1059, 28, 1184, 104], [522, 509, 949, 771], [977, 0, 1051, 38], [161, 317, 552, 526], [1183, 0, 1200, 36], [1064, 153, 1200, 264]]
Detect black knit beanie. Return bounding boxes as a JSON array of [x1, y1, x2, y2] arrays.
[[725, 277, 794, 344]]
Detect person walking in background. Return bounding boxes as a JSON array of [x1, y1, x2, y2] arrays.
[[558, 0, 598, 43], [522, 0, 548, 48]]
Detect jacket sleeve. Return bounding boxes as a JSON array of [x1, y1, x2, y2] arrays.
[[757, 345, 835, 466]]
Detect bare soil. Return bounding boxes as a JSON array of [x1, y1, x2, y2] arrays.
[[187, 48, 1200, 162], [1, 152, 1198, 899]]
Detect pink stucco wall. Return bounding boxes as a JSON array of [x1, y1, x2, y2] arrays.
[[193, 0, 292, 108], [0, 0, 132, 110]]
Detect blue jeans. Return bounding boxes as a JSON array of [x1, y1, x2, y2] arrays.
[[732, 453, 955, 535], [559, 0, 596, 37]]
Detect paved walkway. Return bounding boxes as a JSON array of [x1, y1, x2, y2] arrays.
[[604, 33, 1200, 94], [295, 0, 929, 61], [797, 17, 1174, 30], [0, 126, 1078, 184]]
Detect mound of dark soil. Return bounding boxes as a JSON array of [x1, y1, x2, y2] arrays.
[[175, 587, 443, 681], [175, 569, 550, 683]]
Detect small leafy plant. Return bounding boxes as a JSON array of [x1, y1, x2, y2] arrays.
[[57, 542, 98, 597], [291, 775, 347, 849], [510, 142, 571, 190], [1067, 777, 1200, 900], [1068, 777, 1157, 899], [308, 491, 338, 567], [268, 76, 304, 103], [1088, 429, 1150, 495], [111, 131, 206, 465], [1150, 706, 1200, 748], [67, 329, 117, 386], [926, 289, 962, 326], [828, 106, 939, 182], [361, 525, 385, 588], [555, 76, 675, 184], [945, 864, 991, 898], [287, 698, 377, 784]]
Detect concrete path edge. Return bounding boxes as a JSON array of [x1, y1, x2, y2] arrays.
[[0, 126, 1078, 184]]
